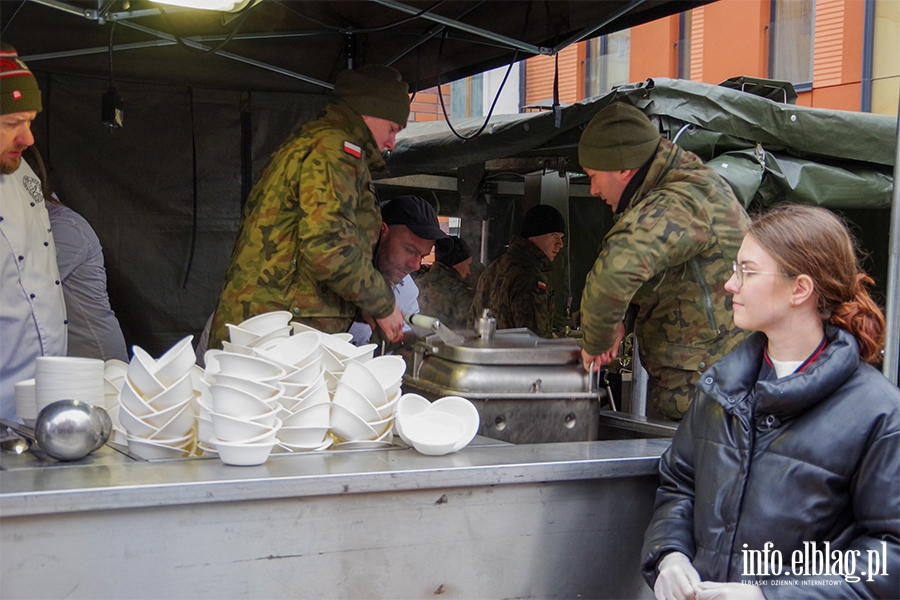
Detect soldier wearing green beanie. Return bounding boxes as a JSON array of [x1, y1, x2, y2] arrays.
[[211, 65, 411, 349], [577, 102, 751, 421]]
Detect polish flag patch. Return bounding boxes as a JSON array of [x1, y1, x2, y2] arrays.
[[343, 141, 361, 158], [537, 281, 547, 292]]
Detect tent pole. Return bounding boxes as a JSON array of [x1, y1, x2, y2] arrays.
[[369, 0, 552, 55], [883, 110, 900, 384]]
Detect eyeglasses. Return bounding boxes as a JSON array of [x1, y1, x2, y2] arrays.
[[731, 262, 788, 288]]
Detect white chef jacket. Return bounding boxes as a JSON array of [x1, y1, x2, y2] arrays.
[[0, 161, 67, 420], [349, 274, 418, 346]]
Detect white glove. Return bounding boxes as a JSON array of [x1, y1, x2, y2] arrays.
[[696, 582, 766, 600], [655, 552, 702, 600]]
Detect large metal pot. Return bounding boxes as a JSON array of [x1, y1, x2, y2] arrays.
[[404, 328, 603, 443]]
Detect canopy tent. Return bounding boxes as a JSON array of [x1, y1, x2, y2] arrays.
[[386, 77, 896, 210], [2, 0, 708, 93], [2, 0, 719, 357]]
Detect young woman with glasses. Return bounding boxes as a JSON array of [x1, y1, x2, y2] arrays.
[[641, 204, 899, 600]]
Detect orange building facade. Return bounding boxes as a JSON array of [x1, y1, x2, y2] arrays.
[[409, 0, 899, 123]]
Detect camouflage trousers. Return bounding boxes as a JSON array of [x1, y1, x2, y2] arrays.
[[643, 362, 702, 422]]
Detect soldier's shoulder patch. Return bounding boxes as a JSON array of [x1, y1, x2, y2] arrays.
[[537, 281, 547, 292], [343, 141, 362, 158]]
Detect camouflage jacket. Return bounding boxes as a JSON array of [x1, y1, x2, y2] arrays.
[[210, 102, 394, 348], [471, 236, 555, 338], [416, 261, 475, 331], [580, 138, 751, 372]]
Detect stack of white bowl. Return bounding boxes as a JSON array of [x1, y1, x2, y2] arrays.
[[203, 351, 286, 466], [223, 311, 293, 355], [14, 379, 37, 427], [316, 332, 378, 393], [34, 356, 104, 415], [395, 394, 480, 456], [329, 356, 406, 449], [102, 359, 129, 444], [119, 336, 197, 460], [256, 331, 333, 453]]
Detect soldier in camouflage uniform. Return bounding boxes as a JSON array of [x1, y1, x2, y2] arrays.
[[578, 103, 750, 421], [470, 205, 566, 338], [417, 236, 474, 331], [209, 66, 410, 349]]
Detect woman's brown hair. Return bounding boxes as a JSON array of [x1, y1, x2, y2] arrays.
[[748, 204, 885, 363]]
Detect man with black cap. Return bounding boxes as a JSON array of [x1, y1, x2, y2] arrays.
[[417, 236, 475, 331], [211, 65, 411, 349], [348, 195, 447, 346], [578, 102, 749, 420], [471, 204, 566, 338], [0, 44, 67, 420]]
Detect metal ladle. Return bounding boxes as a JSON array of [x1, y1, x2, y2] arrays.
[[0, 436, 32, 454]]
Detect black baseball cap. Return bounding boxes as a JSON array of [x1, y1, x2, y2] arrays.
[[380, 195, 448, 241]]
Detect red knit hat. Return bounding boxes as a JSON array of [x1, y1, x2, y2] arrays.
[[1, 44, 42, 115]]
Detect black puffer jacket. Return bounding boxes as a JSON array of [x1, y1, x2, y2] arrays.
[[641, 325, 900, 599]]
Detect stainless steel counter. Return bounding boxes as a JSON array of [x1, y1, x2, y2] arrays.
[[1, 437, 670, 599]]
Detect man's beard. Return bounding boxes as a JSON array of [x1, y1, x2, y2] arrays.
[[0, 155, 22, 175]]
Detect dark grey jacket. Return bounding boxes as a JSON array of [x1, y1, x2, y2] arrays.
[[641, 325, 900, 599]]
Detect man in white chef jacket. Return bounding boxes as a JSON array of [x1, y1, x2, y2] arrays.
[[0, 44, 67, 420]]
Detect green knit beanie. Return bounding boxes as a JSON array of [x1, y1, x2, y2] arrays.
[[1, 44, 42, 115], [334, 65, 410, 128], [578, 103, 659, 171]]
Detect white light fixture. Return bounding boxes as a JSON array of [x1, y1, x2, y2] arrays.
[[151, 0, 249, 12]]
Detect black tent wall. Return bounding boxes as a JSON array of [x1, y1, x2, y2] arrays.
[[31, 72, 330, 356]]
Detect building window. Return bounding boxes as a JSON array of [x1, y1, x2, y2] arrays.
[[677, 11, 692, 79], [450, 73, 484, 119], [585, 29, 631, 98], [769, 0, 815, 87]]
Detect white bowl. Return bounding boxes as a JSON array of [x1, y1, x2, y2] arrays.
[[118, 400, 160, 438], [263, 331, 321, 367], [290, 322, 320, 335], [342, 343, 378, 364], [278, 437, 334, 452], [320, 347, 347, 373], [361, 355, 406, 393], [330, 403, 378, 442], [127, 436, 190, 460], [367, 414, 394, 437], [403, 411, 465, 456], [247, 326, 292, 349], [277, 425, 329, 447], [375, 394, 401, 420], [196, 415, 214, 445], [153, 335, 195, 387], [119, 377, 156, 418], [288, 382, 330, 411], [103, 359, 129, 381], [221, 341, 255, 355], [282, 402, 330, 427], [129, 347, 166, 398], [281, 361, 324, 385], [332, 383, 381, 423], [143, 398, 193, 428], [339, 361, 386, 407], [210, 385, 276, 420], [209, 374, 283, 403], [146, 371, 194, 412], [226, 323, 262, 347], [432, 396, 480, 451], [320, 334, 358, 359], [148, 402, 195, 440], [395, 393, 432, 445], [331, 332, 355, 343], [238, 310, 293, 335], [215, 353, 285, 382], [211, 411, 280, 443], [214, 437, 276, 466]]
